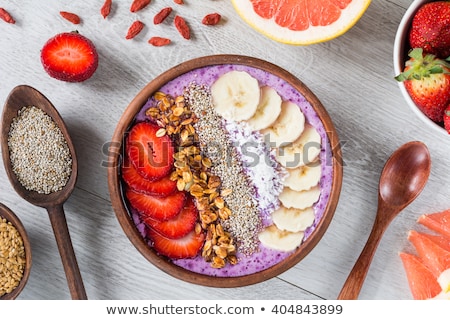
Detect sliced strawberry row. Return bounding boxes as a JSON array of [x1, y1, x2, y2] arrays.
[[128, 188, 204, 258], [122, 120, 204, 259]]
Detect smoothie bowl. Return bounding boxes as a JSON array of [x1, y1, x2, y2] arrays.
[[108, 55, 343, 287]]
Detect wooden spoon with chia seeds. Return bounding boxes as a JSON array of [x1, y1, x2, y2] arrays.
[[1, 85, 87, 300]]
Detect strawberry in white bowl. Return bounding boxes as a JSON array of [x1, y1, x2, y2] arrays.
[[394, 0, 450, 135]]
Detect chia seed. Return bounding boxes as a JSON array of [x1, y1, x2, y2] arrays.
[[185, 83, 262, 255], [7, 106, 72, 194]]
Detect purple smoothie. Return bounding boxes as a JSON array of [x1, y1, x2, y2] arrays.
[[132, 64, 333, 277]]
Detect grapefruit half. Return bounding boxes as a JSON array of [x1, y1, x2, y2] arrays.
[[231, 0, 372, 45]]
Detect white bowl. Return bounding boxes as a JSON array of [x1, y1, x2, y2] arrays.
[[393, 0, 448, 136]]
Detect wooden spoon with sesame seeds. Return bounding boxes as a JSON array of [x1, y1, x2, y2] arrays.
[[1, 85, 87, 300]]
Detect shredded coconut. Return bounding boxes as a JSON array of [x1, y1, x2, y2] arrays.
[[224, 120, 286, 216]]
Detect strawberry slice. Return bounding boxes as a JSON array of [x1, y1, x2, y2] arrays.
[[40, 31, 98, 82], [143, 196, 198, 239], [121, 157, 177, 196], [125, 188, 186, 221], [126, 122, 174, 181], [148, 228, 205, 259]]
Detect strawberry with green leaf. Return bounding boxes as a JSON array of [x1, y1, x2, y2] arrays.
[[396, 48, 450, 123]]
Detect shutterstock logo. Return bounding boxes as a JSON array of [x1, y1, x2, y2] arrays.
[[101, 132, 344, 169]]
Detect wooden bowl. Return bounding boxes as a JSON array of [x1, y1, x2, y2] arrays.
[[108, 55, 343, 287], [0, 203, 32, 300]]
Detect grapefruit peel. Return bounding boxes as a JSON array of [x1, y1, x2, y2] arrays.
[[231, 0, 372, 45]]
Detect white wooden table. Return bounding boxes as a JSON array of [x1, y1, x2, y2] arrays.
[[1, 0, 448, 300]]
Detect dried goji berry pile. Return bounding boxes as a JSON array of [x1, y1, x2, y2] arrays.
[[118, 0, 223, 46], [1, 1, 223, 47]]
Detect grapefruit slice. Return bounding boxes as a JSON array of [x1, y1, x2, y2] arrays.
[[417, 209, 450, 240], [418, 231, 450, 253], [399, 252, 442, 300], [408, 230, 450, 278], [408, 230, 450, 294], [231, 0, 371, 45]]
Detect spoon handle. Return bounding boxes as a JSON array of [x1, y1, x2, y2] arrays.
[[337, 215, 389, 300], [47, 204, 87, 300]]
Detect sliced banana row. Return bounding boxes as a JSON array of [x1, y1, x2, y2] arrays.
[[210, 70, 323, 253]]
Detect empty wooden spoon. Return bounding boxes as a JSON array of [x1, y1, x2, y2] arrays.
[[1, 85, 87, 300], [337, 141, 431, 300]]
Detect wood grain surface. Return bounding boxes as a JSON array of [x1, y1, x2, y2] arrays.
[[1, 0, 448, 300]]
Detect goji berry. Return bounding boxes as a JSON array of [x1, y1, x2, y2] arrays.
[[173, 0, 184, 4], [154, 7, 172, 25], [202, 13, 221, 26], [149, 37, 171, 47], [101, 0, 112, 19], [126, 20, 145, 39], [130, 0, 151, 13], [0, 8, 15, 24], [174, 15, 190, 40], [60, 11, 81, 24]]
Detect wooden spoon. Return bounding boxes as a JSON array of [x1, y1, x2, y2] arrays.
[[1, 85, 87, 300], [337, 141, 431, 300]]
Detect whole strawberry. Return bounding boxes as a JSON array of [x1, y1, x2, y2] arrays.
[[395, 48, 450, 123], [409, 1, 450, 58], [444, 106, 450, 133]]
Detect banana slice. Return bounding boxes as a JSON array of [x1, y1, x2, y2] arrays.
[[258, 225, 304, 252], [283, 161, 322, 191], [279, 186, 321, 210], [246, 86, 282, 131], [275, 123, 321, 168], [210, 70, 261, 121], [262, 101, 305, 148], [272, 206, 315, 233]]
